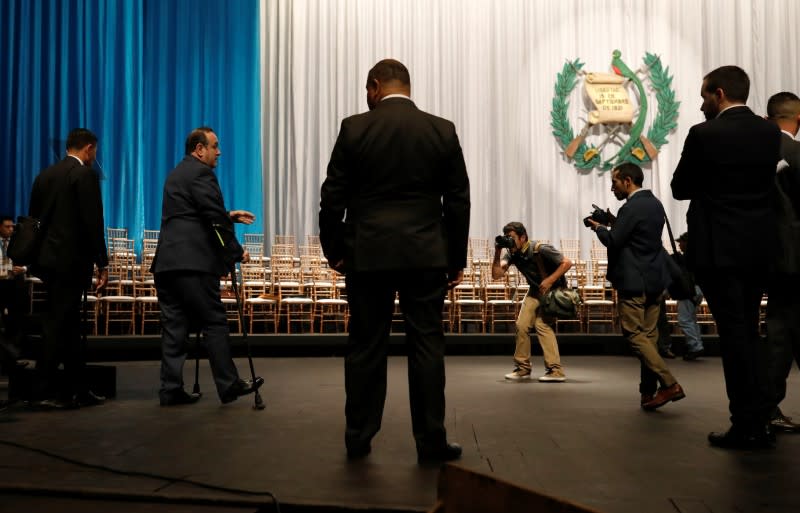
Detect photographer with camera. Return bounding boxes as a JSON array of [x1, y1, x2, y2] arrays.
[[586, 163, 684, 410], [492, 222, 571, 382]]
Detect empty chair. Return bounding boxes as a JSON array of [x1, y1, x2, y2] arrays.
[[484, 275, 515, 333], [559, 239, 580, 262], [452, 269, 485, 333], [580, 285, 616, 333]]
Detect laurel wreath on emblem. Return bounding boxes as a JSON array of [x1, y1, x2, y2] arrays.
[[550, 53, 679, 172]]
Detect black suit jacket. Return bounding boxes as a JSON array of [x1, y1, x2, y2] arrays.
[[596, 189, 670, 295], [319, 97, 470, 272], [772, 132, 800, 276], [671, 106, 781, 271], [151, 155, 243, 276], [28, 156, 108, 278]]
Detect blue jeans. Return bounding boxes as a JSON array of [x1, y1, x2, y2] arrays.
[[677, 286, 704, 353]]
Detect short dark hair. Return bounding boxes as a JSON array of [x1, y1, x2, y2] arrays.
[[503, 222, 527, 239], [703, 65, 750, 103], [613, 162, 644, 186], [185, 126, 214, 155], [767, 91, 800, 120], [1, 215, 13, 224], [66, 128, 98, 150], [367, 59, 410, 87]]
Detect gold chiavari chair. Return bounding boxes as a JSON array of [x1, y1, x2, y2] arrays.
[[452, 268, 485, 333], [580, 285, 616, 333]]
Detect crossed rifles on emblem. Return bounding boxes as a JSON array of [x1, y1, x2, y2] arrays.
[[564, 50, 660, 165]]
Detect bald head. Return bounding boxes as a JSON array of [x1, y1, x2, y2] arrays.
[[767, 91, 800, 136], [365, 59, 411, 110]]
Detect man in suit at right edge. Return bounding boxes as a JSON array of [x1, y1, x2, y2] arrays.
[[320, 59, 470, 463], [765, 92, 800, 434], [672, 66, 782, 449]]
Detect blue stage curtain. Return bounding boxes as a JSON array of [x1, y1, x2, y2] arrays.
[[0, 0, 262, 242]]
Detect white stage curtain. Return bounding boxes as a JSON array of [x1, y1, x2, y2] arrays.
[[259, 0, 800, 256]]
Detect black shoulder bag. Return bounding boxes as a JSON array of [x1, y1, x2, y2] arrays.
[[664, 217, 695, 300], [7, 216, 44, 266]]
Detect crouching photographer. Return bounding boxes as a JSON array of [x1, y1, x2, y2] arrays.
[[492, 222, 572, 382]]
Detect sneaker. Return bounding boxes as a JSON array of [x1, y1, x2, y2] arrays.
[[538, 370, 566, 382], [504, 368, 531, 380]]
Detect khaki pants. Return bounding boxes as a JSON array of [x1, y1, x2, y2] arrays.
[[618, 292, 676, 394], [513, 295, 563, 373]]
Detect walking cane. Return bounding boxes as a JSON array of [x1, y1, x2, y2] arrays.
[[192, 332, 202, 396], [229, 264, 265, 410]]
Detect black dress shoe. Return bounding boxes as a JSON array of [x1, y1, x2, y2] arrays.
[[417, 442, 462, 464], [160, 389, 202, 406], [31, 398, 79, 411], [221, 377, 264, 404], [708, 427, 775, 450], [683, 349, 704, 361], [0, 400, 10, 413], [346, 444, 372, 460], [77, 390, 106, 407]]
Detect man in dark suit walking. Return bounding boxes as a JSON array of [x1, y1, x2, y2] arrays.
[[672, 66, 781, 449], [586, 163, 684, 411], [28, 128, 109, 409], [152, 127, 262, 406], [765, 91, 800, 433], [319, 59, 470, 463]]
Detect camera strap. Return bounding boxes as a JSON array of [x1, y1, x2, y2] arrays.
[[533, 242, 549, 291], [663, 215, 679, 254]]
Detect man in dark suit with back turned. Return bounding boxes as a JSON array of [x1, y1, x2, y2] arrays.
[[765, 92, 800, 433], [672, 66, 782, 449], [152, 127, 262, 406], [28, 128, 109, 409], [319, 59, 471, 463]]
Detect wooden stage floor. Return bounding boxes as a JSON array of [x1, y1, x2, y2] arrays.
[[0, 355, 798, 513]]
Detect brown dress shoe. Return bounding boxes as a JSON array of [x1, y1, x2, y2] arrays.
[[770, 412, 800, 433], [642, 383, 685, 411], [641, 393, 655, 407]]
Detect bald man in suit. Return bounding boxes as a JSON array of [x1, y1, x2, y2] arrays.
[[320, 59, 470, 463]]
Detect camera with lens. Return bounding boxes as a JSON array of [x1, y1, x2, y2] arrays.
[[495, 235, 515, 249], [583, 204, 614, 228]]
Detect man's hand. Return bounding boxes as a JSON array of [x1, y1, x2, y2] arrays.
[[229, 210, 256, 224], [331, 259, 345, 274], [241, 250, 251, 264], [95, 267, 109, 292], [539, 276, 554, 296], [586, 218, 603, 231], [10, 266, 26, 276], [447, 269, 464, 289]]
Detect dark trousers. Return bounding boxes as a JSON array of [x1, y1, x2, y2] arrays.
[[0, 277, 29, 368], [344, 269, 448, 452], [155, 271, 239, 400], [767, 276, 800, 412], [697, 269, 772, 431], [36, 272, 90, 400]]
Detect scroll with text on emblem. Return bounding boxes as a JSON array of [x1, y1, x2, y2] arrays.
[[584, 72, 634, 124], [564, 72, 634, 159]]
